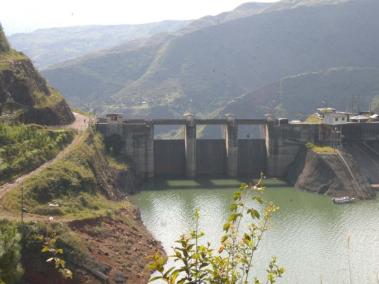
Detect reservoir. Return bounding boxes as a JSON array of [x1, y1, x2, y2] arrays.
[[131, 179, 379, 283]]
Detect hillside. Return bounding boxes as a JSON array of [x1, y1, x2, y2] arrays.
[[8, 20, 189, 69], [181, 2, 272, 34], [0, 129, 163, 283], [43, 0, 379, 119], [219, 67, 379, 120], [0, 25, 74, 125]]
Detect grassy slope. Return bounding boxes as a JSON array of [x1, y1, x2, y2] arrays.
[[0, 124, 74, 185], [2, 129, 126, 217]]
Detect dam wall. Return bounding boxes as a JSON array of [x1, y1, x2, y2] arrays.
[[154, 140, 185, 177], [341, 123, 379, 141], [238, 139, 267, 177], [97, 116, 379, 181], [96, 115, 268, 179], [196, 140, 227, 176]]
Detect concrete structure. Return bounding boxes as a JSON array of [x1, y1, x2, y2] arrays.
[[97, 114, 379, 180], [97, 115, 268, 179]]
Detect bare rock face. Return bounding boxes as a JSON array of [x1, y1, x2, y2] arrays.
[[288, 147, 375, 199]]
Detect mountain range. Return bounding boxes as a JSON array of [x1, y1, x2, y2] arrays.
[[8, 20, 189, 69], [13, 0, 379, 123]]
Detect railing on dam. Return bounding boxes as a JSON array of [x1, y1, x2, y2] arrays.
[[96, 115, 270, 179]]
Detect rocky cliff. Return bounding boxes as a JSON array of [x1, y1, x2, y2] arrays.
[[0, 25, 74, 125], [287, 147, 375, 199]]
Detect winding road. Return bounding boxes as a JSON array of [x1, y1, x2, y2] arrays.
[[0, 112, 88, 201]]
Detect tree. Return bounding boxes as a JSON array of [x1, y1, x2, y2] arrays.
[[0, 220, 23, 284], [149, 175, 284, 284], [0, 23, 10, 53]]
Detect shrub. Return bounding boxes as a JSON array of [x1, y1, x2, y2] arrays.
[[149, 176, 284, 284], [0, 220, 23, 284]]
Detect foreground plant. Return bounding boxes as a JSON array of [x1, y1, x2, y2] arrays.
[[149, 175, 284, 284], [0, 220, 23, 284], [38, 232, 73, 279]]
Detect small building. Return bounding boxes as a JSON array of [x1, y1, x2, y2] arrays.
[[317, 108, 350, 125], [106, 113, 123, 123]]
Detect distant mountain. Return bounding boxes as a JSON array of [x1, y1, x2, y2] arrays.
[[8, 20, 189, 69], [266, 0, 353, 11], [0, 24, 74, 125], [219, 67, 379, 120], [181, 2, 272, 33], [43, 0, 379, 120]]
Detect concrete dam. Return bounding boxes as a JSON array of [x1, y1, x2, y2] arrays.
[[96, 114, 379, 199], [96, 115, 269, 179]]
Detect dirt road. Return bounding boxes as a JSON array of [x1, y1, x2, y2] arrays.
[[0, 112, 88, 201]]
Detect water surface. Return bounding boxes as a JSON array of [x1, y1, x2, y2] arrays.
[[131, 179, 379, 283]]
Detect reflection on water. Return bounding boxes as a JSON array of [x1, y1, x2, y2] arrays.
[[130, 179, 379, 284]]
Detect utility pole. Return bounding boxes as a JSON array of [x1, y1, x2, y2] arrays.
[[21, 186, 24, 224]]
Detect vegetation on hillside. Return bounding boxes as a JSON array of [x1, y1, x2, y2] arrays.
[[0, 124, 74, 185], [1, 129, 124, 217], [0, 28, 75, 125], [149, 177, 284, 283], [0, 220, 23, 284], [0, 24, 10, 53], [221, 67, 379, 124], [0, 220, 85, 284], [0, 126, 163, 283], [305, 142, 335, 154]]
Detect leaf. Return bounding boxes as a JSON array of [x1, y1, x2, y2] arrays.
[[223, 222, 231, 232], [149, 276, 164, 282], [41, 247, 49, 253], [248, 209, 260, 219]]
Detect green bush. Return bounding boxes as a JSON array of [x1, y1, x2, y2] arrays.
[[0, 220, 23, 284]]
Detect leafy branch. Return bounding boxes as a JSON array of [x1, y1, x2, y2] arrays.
[[149, 174, 284, 284]]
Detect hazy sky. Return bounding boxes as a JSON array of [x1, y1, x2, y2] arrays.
[[0, 0, 279, 35]]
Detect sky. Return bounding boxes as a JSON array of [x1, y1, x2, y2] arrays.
[[0, 0, 279, 35]]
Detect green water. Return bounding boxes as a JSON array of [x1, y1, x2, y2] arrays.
[[130, 179, 379, 284]]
